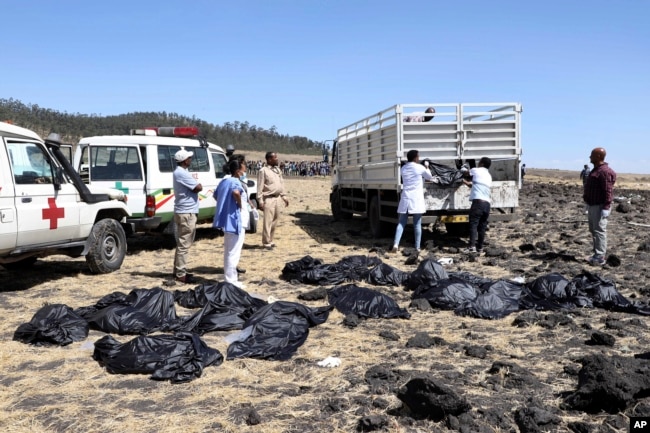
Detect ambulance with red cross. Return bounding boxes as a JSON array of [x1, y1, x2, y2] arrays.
[[73, 127, 232, 234], [0, 122, 131, 273]]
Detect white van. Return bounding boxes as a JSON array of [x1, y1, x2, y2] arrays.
[[74, 127, 222, 233], [73, 127, 257, 233]]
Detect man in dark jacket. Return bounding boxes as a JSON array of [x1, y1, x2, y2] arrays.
[[583, 148, 616, 266]]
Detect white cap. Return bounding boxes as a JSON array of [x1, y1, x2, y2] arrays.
[[174, 149, 194, 162]]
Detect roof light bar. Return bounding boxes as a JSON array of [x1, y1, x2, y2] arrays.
[[158, 126, 200, 137], [130, 126, 200, 137]]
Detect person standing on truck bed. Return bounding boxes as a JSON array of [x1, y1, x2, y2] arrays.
[[462, 157, 492, 254], [172, 149, 203, 284], [257, 151, 289, 249], [403, 107, 435, 122], [583, 147, 616, 266], [391, 149, 436, 254]]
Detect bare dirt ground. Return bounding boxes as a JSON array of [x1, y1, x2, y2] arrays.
[[2, 167, 650, 433]]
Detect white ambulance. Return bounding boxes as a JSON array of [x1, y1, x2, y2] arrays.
[[0, 122, 131, 273], [73, 127, 256, 234]]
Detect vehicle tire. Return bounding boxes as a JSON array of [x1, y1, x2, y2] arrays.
[[250, 197, 258, 210], [368, 195, 392, 238], [161, 219, 177, 236], [86, 219, 127, 274], [2, 256, 37, 271], [331, 189, 352, 221], [247, 210, 258, 234], [445, 222, 470, 237]]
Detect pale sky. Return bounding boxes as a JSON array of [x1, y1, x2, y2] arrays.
[[3, 0, 649, 173]]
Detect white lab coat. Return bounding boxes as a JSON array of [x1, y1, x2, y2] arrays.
[[397, 162, 435, 214]]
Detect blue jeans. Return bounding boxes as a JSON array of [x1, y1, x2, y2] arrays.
[[393, 213, 423, 250], [469, 200, 490, 250]]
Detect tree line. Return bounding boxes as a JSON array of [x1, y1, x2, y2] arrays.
[[0, 98, 327, 156]]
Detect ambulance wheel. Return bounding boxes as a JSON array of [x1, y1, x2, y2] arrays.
[[247, 210, 258, 234], [86, 219, 127, 273]]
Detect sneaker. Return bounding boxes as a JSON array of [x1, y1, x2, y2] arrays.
[[588, 255, 606, 266], [463, 247, 477, 254], [263, 243, 274, 249], [390, 245, 399, 253]]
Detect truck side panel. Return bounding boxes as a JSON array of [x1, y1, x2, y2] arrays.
[[336, 103, 521, 171], [424, 182, 519, 210]]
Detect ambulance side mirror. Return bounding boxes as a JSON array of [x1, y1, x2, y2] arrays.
[[53, 166, 64, 191]]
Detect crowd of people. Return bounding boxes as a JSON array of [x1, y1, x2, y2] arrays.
[[246, 159, 330, 177]]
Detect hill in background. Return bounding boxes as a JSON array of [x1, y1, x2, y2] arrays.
[[0, 98, 327, 157]]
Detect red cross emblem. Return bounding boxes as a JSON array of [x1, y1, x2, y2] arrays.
[[42, 197, 65, 229]]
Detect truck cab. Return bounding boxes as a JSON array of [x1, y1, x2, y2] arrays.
[[0, 122, 131, 273]]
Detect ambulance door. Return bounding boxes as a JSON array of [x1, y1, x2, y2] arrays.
[[189, 146, 217, 219], [9, 139, 81, 246], [155, 145, 216, 223], [80, 144, 145, 217], [0, 140, 18, 254]]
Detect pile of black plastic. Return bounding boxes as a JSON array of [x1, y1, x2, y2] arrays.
[[15, 254, 649, 383]]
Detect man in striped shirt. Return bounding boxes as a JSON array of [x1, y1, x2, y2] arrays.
[[583, 147, 617, 266]]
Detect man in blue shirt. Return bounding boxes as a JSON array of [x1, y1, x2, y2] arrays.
[[173, 149, 202, 283], [462, 157, 492, 254]]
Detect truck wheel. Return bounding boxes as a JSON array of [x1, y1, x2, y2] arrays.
[[368, 196, 391, 238], [86, 219, 127, 273], [445, 222, 470, 237], [331, 190, 352, 221]]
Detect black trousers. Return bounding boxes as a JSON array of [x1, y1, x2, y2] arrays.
[[469, 200, 490, 249]]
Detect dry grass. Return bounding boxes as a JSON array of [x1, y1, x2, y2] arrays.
[[1, 170, 649, 433]]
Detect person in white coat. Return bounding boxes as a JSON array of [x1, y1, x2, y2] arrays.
[[391, 149, 435, 253]]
